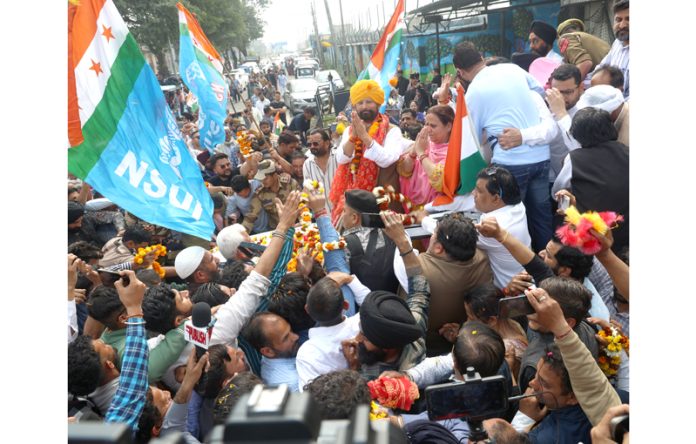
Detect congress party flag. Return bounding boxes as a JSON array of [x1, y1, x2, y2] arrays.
[[433, 85, 487, 206], [68, 0, 215, 240], [357, 0, 405, 112], [177, 2, 228, 152]]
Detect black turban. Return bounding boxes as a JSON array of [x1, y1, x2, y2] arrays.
[[68, 201, 85, 224], [511, 52, 540, 72], [360, 291, 422, 349], [344, 189, 380, 214], [530, 20, 557, 45], [404, 420, 460, 444]]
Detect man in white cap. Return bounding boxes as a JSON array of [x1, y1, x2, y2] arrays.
[[215, 224, 253, 264], [552, 107, 628, 253], [576, 84, 628, 147], [242, 160, 300, 233], [174, 245, 220, 294]]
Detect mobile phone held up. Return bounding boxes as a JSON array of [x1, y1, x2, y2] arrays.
[[426, 375, 509, 421], [498, 295, 535, 318], [97, 269, 130, 286]]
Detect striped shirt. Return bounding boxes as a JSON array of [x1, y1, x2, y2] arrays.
[[302, 151, 337, 212], [594, 39, 629, 99]]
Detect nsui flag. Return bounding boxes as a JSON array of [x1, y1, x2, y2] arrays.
[[68, 0, 215, 240], [357, 0, 405, 112], [177, 2, 228, 152], [433, 85, 488, 206]]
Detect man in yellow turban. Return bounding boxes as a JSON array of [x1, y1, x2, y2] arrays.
[[329, 80, 407, 224]]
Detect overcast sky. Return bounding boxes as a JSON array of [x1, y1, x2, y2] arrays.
[[261, 0, 438, 51]]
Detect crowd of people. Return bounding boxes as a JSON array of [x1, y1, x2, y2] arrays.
[[67, 2, 630, 443]]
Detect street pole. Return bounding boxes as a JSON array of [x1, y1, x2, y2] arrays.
[[338, 0, 348, 76], [435, 20, 440, 70]]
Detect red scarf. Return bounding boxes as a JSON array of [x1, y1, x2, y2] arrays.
[[329, 114, 391, 225]]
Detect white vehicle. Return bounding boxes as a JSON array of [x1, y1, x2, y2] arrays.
[[284, 78, 321, 114], [295, 65, 316, 79], [316, 69, 345, 91], [229, 69, 249, 90], [241, 61, 261, 74]]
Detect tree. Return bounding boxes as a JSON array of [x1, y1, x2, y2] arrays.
[[114, 0, 178, 75], [113, 0, 268, 74]]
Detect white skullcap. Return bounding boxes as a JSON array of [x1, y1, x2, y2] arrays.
[[217, 224, 247, 260], [576, 85, 624, 113], [85, 198, 114, 211], [174, 246, 207, 279]]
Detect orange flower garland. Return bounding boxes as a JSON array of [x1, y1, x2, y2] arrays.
[[236, 130, 253, 159], [350, 119, 381, 177], [133, 244, 168, 278], [596, 326, 629, 378], [250, 180, 346, 272]]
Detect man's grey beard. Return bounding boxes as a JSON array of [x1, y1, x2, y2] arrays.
[[615, 30, 629, 42]]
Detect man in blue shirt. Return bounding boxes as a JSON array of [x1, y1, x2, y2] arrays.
[[241, 312, 301, 392], [453, 42, 553, 252], [226, 174, 269, 233]]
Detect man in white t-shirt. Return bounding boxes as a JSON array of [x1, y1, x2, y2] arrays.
[[472, 166, 531, 289]]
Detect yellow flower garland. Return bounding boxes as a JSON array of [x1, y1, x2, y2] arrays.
[[596, 326, 629, 378], [236, 130, 253, 159], [133, 244, 168, 278], [249, 180, 347, 271]]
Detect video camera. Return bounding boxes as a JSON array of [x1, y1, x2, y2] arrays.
[[207, 384, 407, 444]]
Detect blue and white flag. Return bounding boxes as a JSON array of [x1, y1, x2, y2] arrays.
[[177, 2, 228, 151]]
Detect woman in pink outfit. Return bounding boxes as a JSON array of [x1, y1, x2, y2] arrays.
[[397, 105, 454, 209]]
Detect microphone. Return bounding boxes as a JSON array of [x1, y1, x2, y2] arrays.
[[186, 302, 213, 360]]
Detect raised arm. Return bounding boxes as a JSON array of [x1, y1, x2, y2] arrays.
[[105, 270, 149, 431], [526, 287, 621, 425]]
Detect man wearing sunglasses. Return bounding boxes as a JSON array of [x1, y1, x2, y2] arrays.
[[303, 129, 338, 212]]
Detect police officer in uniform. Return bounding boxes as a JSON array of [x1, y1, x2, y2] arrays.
[[557, 18, 610, 85], [242, 160, 300, 233]]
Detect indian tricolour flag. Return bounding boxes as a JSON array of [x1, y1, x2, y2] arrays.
[[433, 85, 488, 206], [273, 111, 286, 136], [357, 0, 405, 112], [68, 0, 215, 240], [177, 2, 228, 152]]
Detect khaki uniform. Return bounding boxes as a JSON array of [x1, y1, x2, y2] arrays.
[[243, 175, 300, 232], [559, 32, 610, 69]]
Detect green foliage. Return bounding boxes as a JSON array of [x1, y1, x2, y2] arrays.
[[424, 37, 452, 67], [512, 8, 534, 40], [458, 34, 501, 57], [113, 0, 266, 63]]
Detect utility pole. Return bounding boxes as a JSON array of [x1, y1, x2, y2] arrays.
[[310, 0, 324, 66], [338, 0, 349, 76], [322, 0, 338, 69]]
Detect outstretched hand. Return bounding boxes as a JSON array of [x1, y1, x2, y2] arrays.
[[275, 191, 302, 231]]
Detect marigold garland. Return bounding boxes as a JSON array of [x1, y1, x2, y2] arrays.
[[133, 244, 168, 278], [372, 185, 416, 225], [250, 180, 346, 272], [596, 326, 629, 378], [350, 119, 381, 177], [236, 130, 253, 159], [369, 401, 389, 421]]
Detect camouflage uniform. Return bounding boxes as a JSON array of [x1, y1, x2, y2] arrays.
[[242, 174, 300, 232]]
